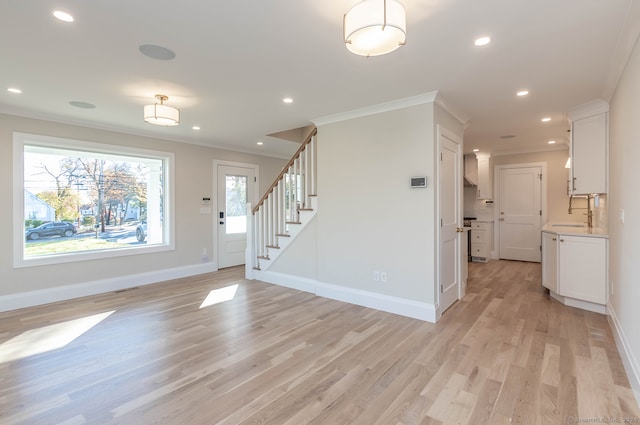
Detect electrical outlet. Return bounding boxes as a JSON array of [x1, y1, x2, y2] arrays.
[[373, 271, 380, 281], [380, 272, 387, 282]]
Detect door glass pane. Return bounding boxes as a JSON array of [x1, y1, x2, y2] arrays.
[[225, 175, 247, 234]]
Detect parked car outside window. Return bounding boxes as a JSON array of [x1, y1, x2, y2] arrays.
[[25, 222, 77, 240], [136, 221, 147, 242]]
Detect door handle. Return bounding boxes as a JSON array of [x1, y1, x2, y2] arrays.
[[456, 227, 463, 233]]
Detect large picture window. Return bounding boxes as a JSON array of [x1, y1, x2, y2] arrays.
[[13, 133, 174, 267]]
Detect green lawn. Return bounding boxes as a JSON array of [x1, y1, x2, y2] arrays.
[[25, 237, 130, 256]]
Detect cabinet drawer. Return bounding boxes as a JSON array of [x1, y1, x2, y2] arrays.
[[471, 244, 488, 257], [471, 230, 488, 244], [472, 222, 490, 230]]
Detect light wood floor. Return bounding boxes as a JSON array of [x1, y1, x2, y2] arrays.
[[1, 261, 638, 425]]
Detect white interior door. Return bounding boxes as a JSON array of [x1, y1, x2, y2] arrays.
[[217, 165, 255, 268], [439, 130, 462, 314], [498, 166, 542, 262]]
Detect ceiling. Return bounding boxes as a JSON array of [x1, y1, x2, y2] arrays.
[[1, 0, 638, 159]]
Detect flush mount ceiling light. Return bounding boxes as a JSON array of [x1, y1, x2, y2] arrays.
[[474, 36, 491, 46], [53, 10, 74, 22], [343, 0, 407, 57], [144, 94, 179, 126]]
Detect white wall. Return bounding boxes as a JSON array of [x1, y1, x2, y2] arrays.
[[316, 103, 437, 303], [0, 113, 286, 304], [265, 97, 464, 314], [609, 34, 640, 399]]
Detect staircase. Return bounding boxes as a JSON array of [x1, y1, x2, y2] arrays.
[[246, 128, 318, 274]]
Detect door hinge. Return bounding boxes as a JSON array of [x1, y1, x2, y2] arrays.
[[540, 210, 542, 216], [441, 152, 443, 161], [540, 245, 542, 251], [441, 284, 443, 292], [538, 173, 542, 180], [441, 218, 443, 227], [254, 177, 257, 182]]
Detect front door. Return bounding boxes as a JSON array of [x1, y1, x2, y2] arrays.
[[498, 166, 542, 262], [217, 165, 256, 268], [439, 128, 462, 314]]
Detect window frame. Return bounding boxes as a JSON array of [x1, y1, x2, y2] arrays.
[[13, 132, 175, 268]]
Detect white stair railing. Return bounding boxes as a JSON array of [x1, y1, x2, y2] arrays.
[[249, 128, 317, 271]]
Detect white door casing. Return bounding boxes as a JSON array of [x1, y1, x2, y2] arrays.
[[438, 127, 462, 315], [216, 163, 257, 269], [497, 165, 543, 262]]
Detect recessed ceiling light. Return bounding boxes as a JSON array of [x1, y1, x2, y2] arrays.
[[7, 87, 22, 94], [192, 126, 201, 130], [541, 117, 551, 122], [53, 10, 74, 22], [257, 141, 264, 145], [472, 149, 480, 152], [69, 101, 96, 109], [474, 37, 491, 46], [516, 90, 529, 97], [283, 98, 293, 104], [548, 140, 556, 144], [139, 44, 176, 61]]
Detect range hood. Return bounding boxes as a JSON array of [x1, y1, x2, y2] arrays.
[[464, 154, 478, 187]]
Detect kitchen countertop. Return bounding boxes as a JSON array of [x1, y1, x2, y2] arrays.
[[541, 223, 609, 238]]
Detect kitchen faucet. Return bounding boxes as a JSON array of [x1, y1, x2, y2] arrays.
[[568, 194, 593, 228]]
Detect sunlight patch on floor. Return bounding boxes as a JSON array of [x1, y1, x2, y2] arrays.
[[200, 284, 239, 308], [0, 310, 115, 364]]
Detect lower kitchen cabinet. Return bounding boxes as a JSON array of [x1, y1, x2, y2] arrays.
[[541, 230, 608, 313], [471, 221, 493, 262], [541, 232, 558, 293]]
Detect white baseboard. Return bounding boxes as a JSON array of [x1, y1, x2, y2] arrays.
[[608, 303, 640, 407], [0, 262, 219, 312], [254, 270, 437, 323]]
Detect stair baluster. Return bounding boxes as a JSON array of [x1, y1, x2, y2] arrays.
[[250, 128, 317, 271]]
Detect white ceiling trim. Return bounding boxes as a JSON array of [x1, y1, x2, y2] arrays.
[[0, 109, 291, 160], [312, 91, 438, 126], [602, 0, 640, 100]]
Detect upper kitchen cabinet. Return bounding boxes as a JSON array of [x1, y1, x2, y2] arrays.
[[476, 153, 492, 199], [568, 100, 609, 195], [464, 153, 492, 199]]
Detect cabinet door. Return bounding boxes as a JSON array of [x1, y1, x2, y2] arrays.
[[558, 235, 607, 304], [477, 156, 492, 199], [541, 232, 558, 292], [572, 113, 607, 194]]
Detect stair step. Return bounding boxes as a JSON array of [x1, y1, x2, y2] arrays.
[[266, 245, 280, 249], [276, 233, 290, 237], [257, 255, 270, 260]]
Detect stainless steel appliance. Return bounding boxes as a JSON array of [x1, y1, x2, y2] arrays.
[[463, 217, 476, 262]]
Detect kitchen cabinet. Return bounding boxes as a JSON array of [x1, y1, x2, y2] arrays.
[[541, 229, 608, 312], [541, 231, 558, 293], [569, 101, 608, 195], [476, 154, 492, 199], [558, 235, 607, 304], [471, 221, 493, 262], [464, 154, 478, 186]]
